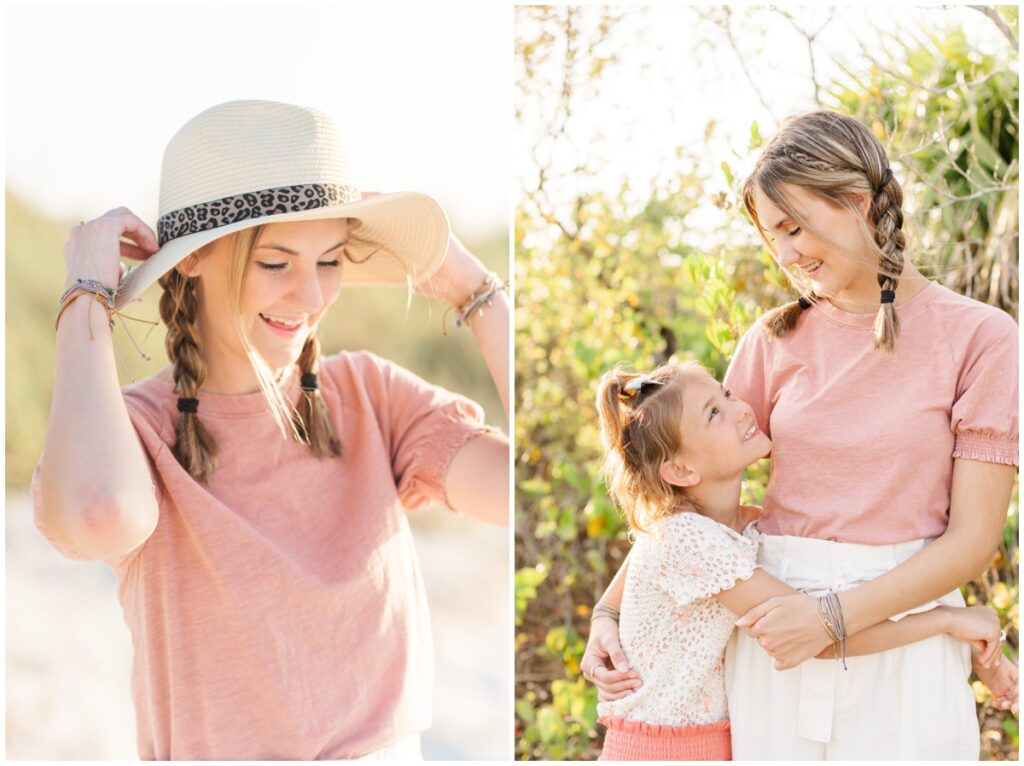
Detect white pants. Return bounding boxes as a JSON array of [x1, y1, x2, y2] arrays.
[[725, 534, 979, 760], [356, 733, 423, 761]]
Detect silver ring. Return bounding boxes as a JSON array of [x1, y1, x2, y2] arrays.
[[1000, 629, 1007, 643]]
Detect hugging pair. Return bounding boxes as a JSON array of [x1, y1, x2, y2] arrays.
[[581, 111, 1019, 760]]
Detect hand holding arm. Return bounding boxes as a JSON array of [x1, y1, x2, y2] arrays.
[[735, 458, 1014, 668], [580, 554, 642, 701]]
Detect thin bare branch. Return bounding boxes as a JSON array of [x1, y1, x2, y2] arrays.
[[719, 8, 779, 122], [968, 5, 1018, 48]]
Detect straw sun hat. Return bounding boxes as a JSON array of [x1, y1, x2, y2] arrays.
[[113, 100, 450, 310]]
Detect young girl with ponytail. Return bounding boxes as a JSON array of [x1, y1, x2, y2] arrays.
[[34, 101, 509, 760], [582, 110, 1018, 759], [591, 361, 1008, 761]]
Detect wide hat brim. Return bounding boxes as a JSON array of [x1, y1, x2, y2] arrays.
[[114, 191, 449, 310]]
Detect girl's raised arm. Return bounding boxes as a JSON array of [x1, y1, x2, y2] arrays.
[[418, 233, 509, 525], [38, 209, 161, 559]]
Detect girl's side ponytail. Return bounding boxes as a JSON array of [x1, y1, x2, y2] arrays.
[[595, 363, 702, 532]]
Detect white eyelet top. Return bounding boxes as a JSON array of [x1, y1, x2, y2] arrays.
[[598, 512, 759, 728]]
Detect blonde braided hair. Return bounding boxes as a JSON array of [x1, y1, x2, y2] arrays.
[[743, 110, 907, 352], [158, 268, 218, 482], [293, 333, 341, 457], [158, 225, 345, 482]]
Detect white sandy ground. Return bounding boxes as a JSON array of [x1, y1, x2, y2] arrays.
[[6, 493, 509, 760]]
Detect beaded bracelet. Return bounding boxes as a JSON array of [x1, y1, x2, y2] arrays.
[[55, 278, 117, 340], [816, 590, 848, 670], [450, 273, 508, 331]]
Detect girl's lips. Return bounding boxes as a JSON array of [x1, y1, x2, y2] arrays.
[[803, 259, 824, 278], [259, 314, 304, 337]]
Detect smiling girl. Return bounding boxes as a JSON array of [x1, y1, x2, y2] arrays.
[[591, 361, 1006, 761], [34, 100, 509, 760], [583, 110, 1018, 759]]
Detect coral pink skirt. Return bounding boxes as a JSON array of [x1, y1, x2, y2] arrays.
[[598, 716, 732, 761]]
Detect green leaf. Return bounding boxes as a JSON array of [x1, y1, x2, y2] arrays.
[[515, 698, 536, 724], [536, 705, 565, 744]]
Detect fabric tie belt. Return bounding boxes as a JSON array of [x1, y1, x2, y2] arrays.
[[754, 533, 965, 744]]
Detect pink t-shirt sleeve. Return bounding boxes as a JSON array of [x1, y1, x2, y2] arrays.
[[358, 354, 487, 511], [950, 310, 1019, 465], [724, 319, 773, 437], [652, 513, 758, 606]]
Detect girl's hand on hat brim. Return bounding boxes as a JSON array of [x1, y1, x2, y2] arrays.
[[65, 208, 159, 289], [360, 191, 493, 306], [414, 232, 490, 305]]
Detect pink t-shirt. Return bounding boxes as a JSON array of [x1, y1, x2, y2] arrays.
[[32, 351, 486, 759], [724, 282, 1018, 545]]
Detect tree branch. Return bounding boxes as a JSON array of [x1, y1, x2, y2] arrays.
[[968, 5, 1018, 48]]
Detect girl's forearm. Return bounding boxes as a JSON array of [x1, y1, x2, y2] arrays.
[[41, 298, 158, 556], [598, 552, 631, 609], [825, 606, 952, 659], [467, 290, 509, 421]]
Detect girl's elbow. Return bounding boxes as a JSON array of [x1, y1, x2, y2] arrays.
[[56, 493, 158, 559]]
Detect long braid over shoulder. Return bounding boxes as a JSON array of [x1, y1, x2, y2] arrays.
[[159, 269, 218, 482], [869, 166, 906, 351], [293, 333, 342, 458], [742, 110, 906, 352]]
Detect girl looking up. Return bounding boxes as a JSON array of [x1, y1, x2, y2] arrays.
[[591, 360, 1007, 761]]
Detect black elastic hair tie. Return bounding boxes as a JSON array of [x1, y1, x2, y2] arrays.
[[797, 296, 812, 310], [880, 290, 896, 304], [300, 373, 319, 392], [177, 397, 199, 414]]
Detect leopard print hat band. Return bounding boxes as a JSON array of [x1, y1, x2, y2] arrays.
[[112, 100, 450, 309], [156, 183, 359, 246]]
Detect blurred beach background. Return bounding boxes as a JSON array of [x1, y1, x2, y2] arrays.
[[6, 5, 510, 760]]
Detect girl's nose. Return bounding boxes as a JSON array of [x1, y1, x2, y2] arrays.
[[293, 271, 325, 314], [732, 397, 753, 422], [775, 240, 799, 268]]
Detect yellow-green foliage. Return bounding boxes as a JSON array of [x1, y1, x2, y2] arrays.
[[515, 7, 1018, 761]]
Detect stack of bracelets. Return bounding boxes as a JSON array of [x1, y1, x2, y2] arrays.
[[452, 273, 507, 330], [816, 590, 849, 670], [55, 278, 117, 339], [591, 601, 621, 624]]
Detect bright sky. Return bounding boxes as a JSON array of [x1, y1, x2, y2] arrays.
[[516, 5, 1015, 240], [5, 5, 509, 238]]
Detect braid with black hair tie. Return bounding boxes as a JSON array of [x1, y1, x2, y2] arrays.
[[158, 269, 218, 482], [868, 162, 905, 351], [877, 167, 894, 193], [294, 334, 341, 458]]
